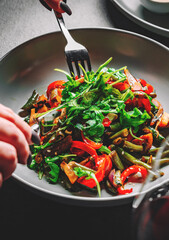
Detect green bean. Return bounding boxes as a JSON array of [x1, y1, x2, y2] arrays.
[[123, 141, 143, 152], [161, 150, 169, 158], [151, 158, 169, 166], [144, 154, 169, 167], [113, 137, 124, 146], [109, 128, 128, 140], [106, 113, 118, 122], [142, 156, 155, 161], [108, 144, 116, 151], [158, 158, 169, 166], [149, 147, 161, 155], [110, 122, 121, 132], [149, 148, 169, 159], [117, 147, 152, 170], [149, 127, 165, 146], [21, 90, 39, 111], [109, 150, 125, 171]]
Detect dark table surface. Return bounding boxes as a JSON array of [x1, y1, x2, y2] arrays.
[[0, 0, 168, 239]]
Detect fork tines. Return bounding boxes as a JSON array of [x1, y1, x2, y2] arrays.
[[65, 48, 91, 78], [55, 12, 92, 78]]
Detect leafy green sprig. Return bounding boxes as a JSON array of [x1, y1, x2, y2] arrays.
[[55, 58, 151, 138]]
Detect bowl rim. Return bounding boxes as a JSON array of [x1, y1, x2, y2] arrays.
[[150, 0, 169, 3], [0, 27, 169, 63]]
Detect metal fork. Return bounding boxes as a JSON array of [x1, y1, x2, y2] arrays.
[[31, 10, 92, 135], [54, 11, 92, 77]]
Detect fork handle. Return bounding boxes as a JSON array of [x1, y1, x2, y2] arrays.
[[54, 11, 75, 45]]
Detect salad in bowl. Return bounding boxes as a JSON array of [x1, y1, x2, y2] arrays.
[[20, 58, 169, 197]]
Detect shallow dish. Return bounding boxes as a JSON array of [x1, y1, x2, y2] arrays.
[[0, 28, 169, 206], [141, 0, 169, 14], [111, 0, 169, 38]]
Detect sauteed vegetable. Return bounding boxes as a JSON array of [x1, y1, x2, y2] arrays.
[[20, 58, 169, 197]]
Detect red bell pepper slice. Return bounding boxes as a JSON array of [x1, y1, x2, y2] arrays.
[[137, 97, 151, 113], [117, 165, 148, 194], [117, 187, 133, 195], [125, 95, 151, 113], [106, 79, 129, 92], [46, 80, 65, 98], [70, 141, 98, 162], [49, 101, 59, 108], [70, 147, 85, 157], [81, 132, 103, 149], [104, 154, 113, 176], [139, 79, 147, 87], [113, 82, 130, 92], [121, 165, 148, 183], [139, 79, 154, 95], [102, 117, 112, 127], [77, 154, 112, 188], [145, 84, 154, 94]]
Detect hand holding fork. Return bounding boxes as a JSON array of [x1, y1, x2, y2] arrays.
[[39, 0, 92, 77], [30, 0, 92, 136]]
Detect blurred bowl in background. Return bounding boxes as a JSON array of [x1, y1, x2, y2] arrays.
[[140, 0, 169, 14]]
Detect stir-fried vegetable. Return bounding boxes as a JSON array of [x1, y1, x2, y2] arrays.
[[21, 58, 169, 197]]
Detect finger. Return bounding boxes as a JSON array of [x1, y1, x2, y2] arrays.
[[0, 104, 33, 145], [60, 1, 72, 15], [0, 141, 17, 180], [44, 0, 72, 15], [39, 0, 52, 11], [0, 117, 30, 164], [0, 172, 3, 188]]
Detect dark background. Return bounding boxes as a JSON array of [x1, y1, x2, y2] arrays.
[[0, 0, 168, 239]]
